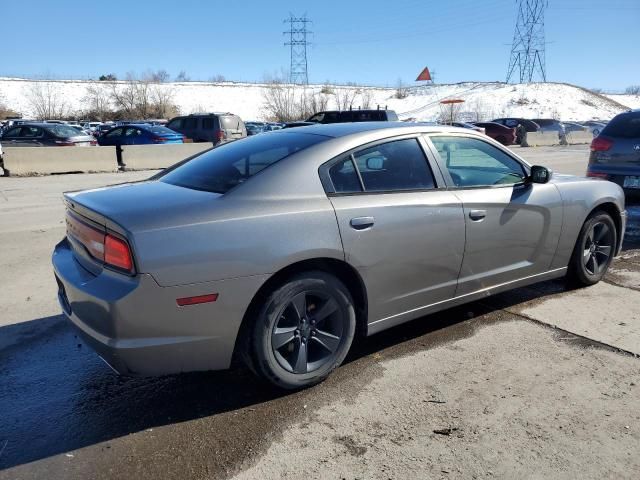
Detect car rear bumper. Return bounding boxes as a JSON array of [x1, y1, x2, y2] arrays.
[[52, 237, 267, 375]]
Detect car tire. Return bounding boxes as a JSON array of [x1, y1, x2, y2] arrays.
[[567, 211, 617, 287], [249, 271, 356, 390]]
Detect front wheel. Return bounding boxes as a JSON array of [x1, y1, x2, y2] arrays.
[[567, 212, 617, 286], [249, 272, 356, 389]]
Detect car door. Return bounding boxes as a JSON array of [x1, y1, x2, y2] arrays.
[[426, 134, 563, 296], [322, 136, 465, 331], [1, 126, 28, 146], [123, 127, 144, 145], [100, 127, 124, 146], [21, 126, 46, 146]]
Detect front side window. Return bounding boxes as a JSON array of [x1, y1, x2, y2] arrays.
[[160, 132, 325, 194], [328, 138, 436, 193], [105, 127, 124, 138], [430, 136, 526, 187], [22, 126, 42, 137], [168, 118, 183, 130]]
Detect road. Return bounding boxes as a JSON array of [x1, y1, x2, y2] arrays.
[[1, 145, 639, 479]]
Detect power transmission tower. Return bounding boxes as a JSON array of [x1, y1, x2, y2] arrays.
[[283, 14, 311, 85], [506, 0, 548, 83]]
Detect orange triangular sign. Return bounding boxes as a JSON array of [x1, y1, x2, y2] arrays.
[[416, 67, 432, 81]]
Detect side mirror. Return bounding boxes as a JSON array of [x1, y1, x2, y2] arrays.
[[365, 156, 385, 170], [530, 165, 551, 184]]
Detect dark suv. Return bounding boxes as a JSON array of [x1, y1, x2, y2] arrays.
[[587, 110, 640, 194], [167, 113, 246, 144], [306, 109, 399, 124]]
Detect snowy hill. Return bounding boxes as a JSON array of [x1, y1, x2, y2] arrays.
[[0, 77, 633, 122]]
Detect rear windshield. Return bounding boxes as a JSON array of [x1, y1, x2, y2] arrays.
[[602, 113, 640, 139], [147, 126, 178, 135], [160, 132, 326, 194], [220, 116, 243, 130], [46, 125, 85, 137]]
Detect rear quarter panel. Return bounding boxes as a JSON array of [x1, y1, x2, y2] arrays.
[[550, 176, 625, 269]]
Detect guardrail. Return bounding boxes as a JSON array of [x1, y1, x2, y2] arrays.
[[121, 143, 213, 170], [1, 143, 215, 176], [1, 146, 118, 176]]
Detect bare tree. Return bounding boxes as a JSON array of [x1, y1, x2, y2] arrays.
[[466, 98, 488, 122], [149, 84, 179, 118], [394, 78, 409, 99], [82, 82, 113, 120], [262, 80, 301, 121], [175, 70, 190, 82], [24, 82, 69, 119], [359, 89, 374, 109], [625, 85, 640, 95], [334, 87, 357, 110], [148, 69, 171, 83], [209, 74, 226, 82]]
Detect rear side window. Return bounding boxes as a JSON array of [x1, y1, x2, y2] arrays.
[[160, 132, 325, 194], [603, 113, 640, 139], [202, 118, 214, 130], [184, 117, 198, 129], [329, 138, 435, 193]]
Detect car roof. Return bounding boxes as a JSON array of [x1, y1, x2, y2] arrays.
[[271, 121, 479, 139]]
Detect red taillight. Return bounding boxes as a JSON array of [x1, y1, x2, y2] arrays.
[[216, 130, 225, 142], [55, 140, 75, 146], [104, 234, 133, 272], [591, 136, 613, 152], [587, 171, 608, 179], [90, 140, 97, 146], [151, 136, 166, 143], [176, 293, 219, 307]]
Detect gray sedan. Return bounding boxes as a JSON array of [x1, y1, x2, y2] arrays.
[[52, 123, 626, 389]]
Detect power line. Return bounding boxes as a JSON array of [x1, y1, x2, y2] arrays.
[[283, 14, 311, 85], [506, 0, 548, 83]]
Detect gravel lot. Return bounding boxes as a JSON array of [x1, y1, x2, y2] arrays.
[[1, 144, 639, 480]]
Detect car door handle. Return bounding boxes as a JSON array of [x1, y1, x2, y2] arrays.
[[350, 216, 375, 230], [469, 210, 486, 221]]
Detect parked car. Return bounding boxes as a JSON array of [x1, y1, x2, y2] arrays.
[[53, 123, 625, 389], [166, 113, 246, 144], [245, 124, 264, 136], [82, 122, 103, 134], [472, 122, 517, 145], [442, 121, 485, 135], [97, 124, 184, 146], [282, 121, 316, 129], [491, 118, 540, 132], [307, 109, 399, 124], [0, 123, 96, 147], [95, 123, 115, 137], [587, 110, 640, 194]]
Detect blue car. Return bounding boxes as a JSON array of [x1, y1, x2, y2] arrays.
[[97, 124, 184, 146]]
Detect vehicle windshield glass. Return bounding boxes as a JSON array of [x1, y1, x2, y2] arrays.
[[220, 116, 242, 129], [603, 113, 640, 138], [159, 132, 326, 194], [46, 125, 84, 137]]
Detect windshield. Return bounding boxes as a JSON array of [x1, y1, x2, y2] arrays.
[[160, 132, 326, 194], [602, 112, 640, 139], [46, 124, 86, 137]]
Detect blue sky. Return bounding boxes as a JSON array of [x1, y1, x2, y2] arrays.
[[3, 0, 638, 91]]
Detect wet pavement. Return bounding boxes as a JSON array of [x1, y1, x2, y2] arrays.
[[1, 150, 640, 479]]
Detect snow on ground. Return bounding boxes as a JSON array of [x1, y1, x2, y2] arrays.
[[0, 77, 631, 122], [607, 94, 640, 110]]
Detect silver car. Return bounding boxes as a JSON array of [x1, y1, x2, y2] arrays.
[[52, 123, 626, 389]]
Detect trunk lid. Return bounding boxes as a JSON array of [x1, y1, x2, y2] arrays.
[[64, 180, 222, 235]]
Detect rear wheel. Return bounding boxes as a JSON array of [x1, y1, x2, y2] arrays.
[[249, 272, 356, 389], [567, 212, 617, 286]]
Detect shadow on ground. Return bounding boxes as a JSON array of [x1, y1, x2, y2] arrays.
[[0, 275, 572, 471]]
